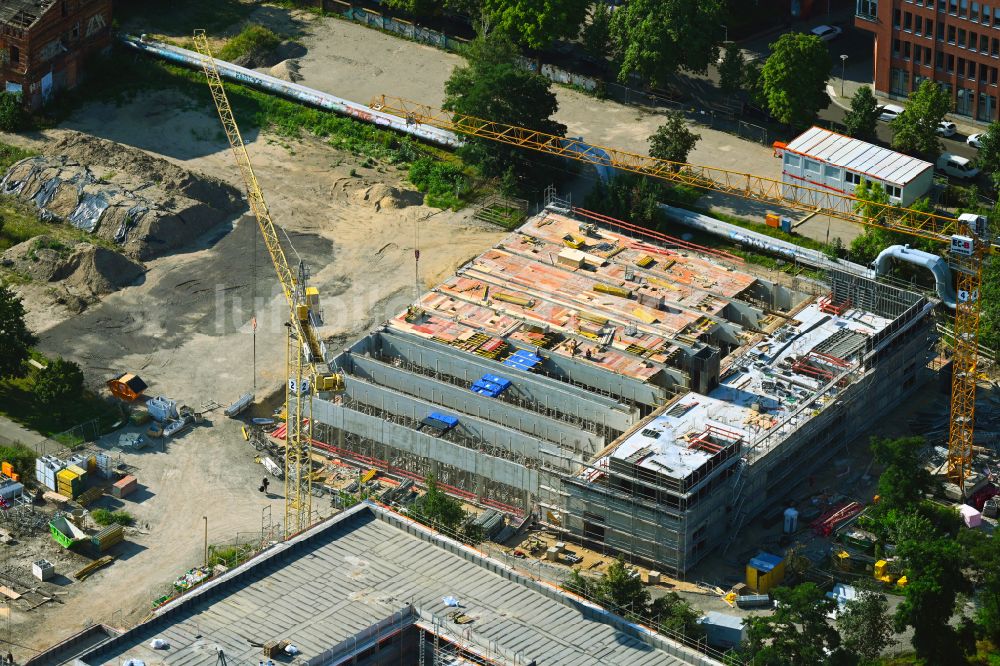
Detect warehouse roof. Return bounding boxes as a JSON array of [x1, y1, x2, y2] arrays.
[[0, 0, 55, 28], [784, 126, 933, 186], [71, 503, 715, 666]]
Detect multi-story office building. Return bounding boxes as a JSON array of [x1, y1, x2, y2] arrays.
[[856, 0, 1000, 123]]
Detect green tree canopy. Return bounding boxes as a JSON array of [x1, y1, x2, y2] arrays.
[[835, 580, 896, 664], [871, 436, 933, 513], [745, 583, 840, 664], [890, 80, 950, 158], [758, 32, 831, 127], [482, 0, 589, 49], [594, 557, 650, 617], [443, 31, 566, 185], [34, 357, 84, 410], [648, 111, 701, 166], [0, 285, 37, 379], [381, 0, 476, 16], [582, 2, 613, 60], [608, 0, 726, 89], [843, 86, 880, 141], [975, 121, 1000, 189], [649, 591, 704, 638], [718, 42, 744, 95], [409, 474, 467, 532], [895, 535, 971, 663], [0, 92, 25, 133], [958, 529, 1000, 642]]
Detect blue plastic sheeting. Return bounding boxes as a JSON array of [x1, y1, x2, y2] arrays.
[[502, 350, 542, 372], [421, 412, 459, 432], [471, 373, 512, 398], [748, 552, 783, 573]]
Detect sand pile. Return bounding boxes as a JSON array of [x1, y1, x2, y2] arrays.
[[0, 132, 244, 260], [269, 59, 301, 82], [352, 183, 416, 212], [2, 237, 144, 307]]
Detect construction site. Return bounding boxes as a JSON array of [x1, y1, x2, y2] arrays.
[[1, 2, 999, 665]]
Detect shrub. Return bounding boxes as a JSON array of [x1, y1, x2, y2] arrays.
[[0, 442, 35, 479], [407, 157, 468, 210], [0, 92, 26, 132], [92, 509, 134, 526], [217, 24, 281, 63]]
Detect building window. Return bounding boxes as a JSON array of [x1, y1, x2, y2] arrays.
[[891, 68, 911, 94], [950, 0, 959, 13], [957, 87, 975, 115], [927, 18, 934, 35], [939, 0, 947, 9], [905, 11, 913, 29], [993, 37, 999, 56], [804, 159, 821, 174], [894, 7, 902, 27], [9, 46, 18, 64], [982, 34, 990, 50], [925, 46, 932, 64], [785, 154, 801, 168], [959, 28, 967, 47], [984, 4, 992, 23], [937, 50, 946, 69], [979, 92, 997, 119], [982, 63, 989, 81], [916, 15, 924, 33], [937, 21, 945, 40], [886, 184, 902, 198], [894, 38, 902, 56], [845, 172, 862, 185], [992, 66, 998, 83], [948, 25, 957, 43], [974, 1, 981, 18], [970, 59, 978, 76], [904, 41, 912, 59], [824, 165, 841, 180], [857, 0, 878, 19], [963, 0, 970, 14], [948, 54, 956, 72]]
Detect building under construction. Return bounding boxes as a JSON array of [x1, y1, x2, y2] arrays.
[[313, 206, 936, 576]]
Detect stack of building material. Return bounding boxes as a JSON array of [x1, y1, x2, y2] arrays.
[[146, 396, 179, 422], [56, 468, 83, 499], [91, 524, 124, 552], [95, 453, 116, 479], [35, 455, 63, 490], [472, 509, 506, 539], [112, 475, 137, 498], [959, 504, 982, 528]]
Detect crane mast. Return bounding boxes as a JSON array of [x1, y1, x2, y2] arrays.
[[369, 95, 993, 492], [194, 30, 336, 536]]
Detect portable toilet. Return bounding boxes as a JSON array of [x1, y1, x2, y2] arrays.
[[783, 507, 799, 533], [746, 552, 786, 594]]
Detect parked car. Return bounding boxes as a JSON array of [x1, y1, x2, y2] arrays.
[[936, 121, 958, 137], [936, 152, 980, 179], [811, 25, 843, 41], [968, 132, 985, 148], [878, 104, 905, 122]]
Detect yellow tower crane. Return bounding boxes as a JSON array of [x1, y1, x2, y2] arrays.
[[370, 95, 993, 492], [193, 31, 340, 536]]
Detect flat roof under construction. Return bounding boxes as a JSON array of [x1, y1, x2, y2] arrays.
[[68, 503, 711, 666], [390, 210, 757, 383]]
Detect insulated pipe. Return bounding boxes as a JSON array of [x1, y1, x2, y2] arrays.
[[872, 244, 956, 309], [119, 35, 464, 148], [659, 204, 870, 276]]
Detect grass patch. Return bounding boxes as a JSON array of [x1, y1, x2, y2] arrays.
[[0, 442, 36, 480], [0, 143, 35, 173], [92, 509, 135, 526], [0, 195, 50, 253], [207, 543, 256, 568], [217, 24, 282, 62], [116, 0, 254, 37]]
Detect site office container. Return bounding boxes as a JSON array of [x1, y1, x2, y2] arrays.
[[779, 127, 934, 213]]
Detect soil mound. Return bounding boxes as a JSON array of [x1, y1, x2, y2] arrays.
[[1, 236, 67, 282], [0, 132, 244, 260], [352, 183, 413, 212], [2, 237, 143, 302], [269, 59, 301, 82]]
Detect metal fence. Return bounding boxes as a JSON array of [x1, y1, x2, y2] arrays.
[[330, 1, 469, 51]]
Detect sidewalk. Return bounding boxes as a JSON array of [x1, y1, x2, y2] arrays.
[[0, 413, 51, 454]]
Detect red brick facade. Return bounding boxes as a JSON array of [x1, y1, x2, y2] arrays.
[[856, 0, 1000, 123], [0, 0, 113, 110]]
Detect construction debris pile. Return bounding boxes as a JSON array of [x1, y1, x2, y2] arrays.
[[0, 132, 243, 260]]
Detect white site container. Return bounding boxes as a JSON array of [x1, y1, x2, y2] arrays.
[[32, 559, 54, 582]]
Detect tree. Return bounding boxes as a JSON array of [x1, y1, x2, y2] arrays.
[[0, 92, 25, 133], [870, 436, 933, 514], [759, 33, 831, 127], [649, 592, 705, 638], [409, 474, 467, 533], [895, 535, 971, 663], [582, 2, 613, 60], [744, 583, 840, 665], [890, 79, 950, 158], [443, 31, 566, 185], [843, 86, 880, 141], [718, 42, 744, 95], [583, 172, 670, 229], [34, 358, 84, 413], [975, 121, 1000, 189], [608, 0, 725, 89], [381, 0, 476, 16], [593, 557, 650, 618], [836, 581, 896, 664], [0, 285, 36, 379], [562, 567, 596, 597], [958, 529, 1000, 642], [648, 111, 701, 166], [482, 0, 589, 49]]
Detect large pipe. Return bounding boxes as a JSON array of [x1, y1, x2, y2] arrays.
[[659, 204, 869, 276], [873, 244, 956, 309], [120, 34, 464, 148]]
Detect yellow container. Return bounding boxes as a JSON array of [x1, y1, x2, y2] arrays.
[[57, 468, 79, 484], [67, 464, 87, 478]]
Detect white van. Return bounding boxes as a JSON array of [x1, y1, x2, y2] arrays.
[[936, 153, 980, 179]]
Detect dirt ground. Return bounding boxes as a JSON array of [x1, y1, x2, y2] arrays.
[[1, 81, 503, 655]]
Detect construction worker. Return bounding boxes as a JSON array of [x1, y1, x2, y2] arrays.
[[260, 477, 270, 494]]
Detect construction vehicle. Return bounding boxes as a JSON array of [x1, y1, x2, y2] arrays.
[[193, 31, 342, 537], [369, 95, 994, 493]]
